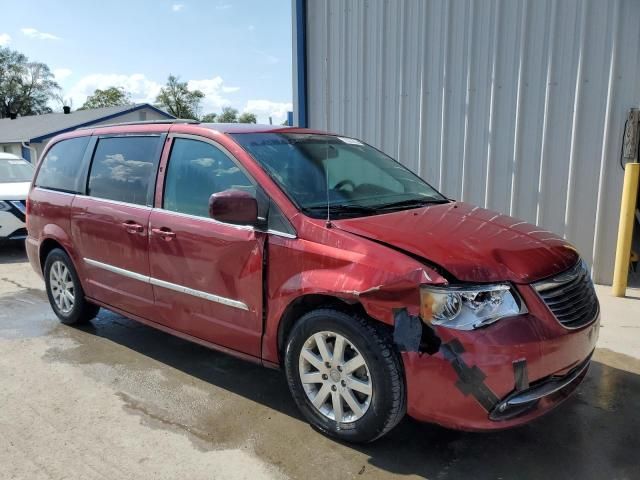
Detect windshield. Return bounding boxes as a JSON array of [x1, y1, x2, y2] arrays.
[[0, 159, 35, 183], [232, 133, 447, 218]]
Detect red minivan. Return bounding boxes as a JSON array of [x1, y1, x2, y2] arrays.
[[26, 121, 599, 443]]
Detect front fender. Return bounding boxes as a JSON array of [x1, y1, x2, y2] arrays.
[[261, 231, 446, 364]]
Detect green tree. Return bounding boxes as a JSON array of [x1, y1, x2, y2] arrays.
[[200, 112, 217, 122], [238, 112, 257, 124], [155, 74, 204, 119], [216, 106, 239, 123], [0, 47, 60, 118], [80, 87, 132, 110]]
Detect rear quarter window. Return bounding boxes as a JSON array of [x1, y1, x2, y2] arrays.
[[35, 136, 91, 192], [87, 136, 162, 206]]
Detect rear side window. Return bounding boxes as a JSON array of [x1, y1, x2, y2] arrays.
[[163, 138, 254, 218], [87, 136, 162, 206], [36, 136, 90, 192]]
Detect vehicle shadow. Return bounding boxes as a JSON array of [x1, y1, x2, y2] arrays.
[[76, 310, 640, 480], [0, 240, 28, 264]]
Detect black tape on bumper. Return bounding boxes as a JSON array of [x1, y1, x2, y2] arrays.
[[513, 359, 530, 391], [440, 340, 499, 412], [393, 309, 441, 354]]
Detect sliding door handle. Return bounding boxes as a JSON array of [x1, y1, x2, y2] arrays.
[[122, 221, 144, 233], [151, 227, 176, 240]]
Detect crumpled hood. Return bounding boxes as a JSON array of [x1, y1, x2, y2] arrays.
[[333, 202, 579, 284]]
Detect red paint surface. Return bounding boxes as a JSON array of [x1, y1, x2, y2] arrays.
[[147, 209, 264, 357], [208, 189, 258, 224], [26, 123, 598, 431], [334, 202, 580, 283], [70, 195, 156, 319]]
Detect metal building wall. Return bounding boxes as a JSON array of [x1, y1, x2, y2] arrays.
[[297, 0, 640, 284]]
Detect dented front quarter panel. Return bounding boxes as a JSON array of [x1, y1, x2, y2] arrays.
[[261, 216, 446, 364], [261, 210, 598, 431]]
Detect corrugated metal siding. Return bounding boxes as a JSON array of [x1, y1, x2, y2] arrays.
[[303, 0, 640, 284]]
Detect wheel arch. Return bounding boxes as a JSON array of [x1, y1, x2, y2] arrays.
[[276, 293, 383, 364], [38, 236, 85, 292], [39, 237, 66, 270]]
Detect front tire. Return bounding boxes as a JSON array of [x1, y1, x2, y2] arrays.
[[44, 248, 99, 325], [284, 308, 406, 443]]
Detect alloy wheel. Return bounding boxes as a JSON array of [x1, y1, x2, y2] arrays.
[[49, 260, 75, 314], [298, 331, 373, 423]]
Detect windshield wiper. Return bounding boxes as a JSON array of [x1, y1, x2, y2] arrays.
[[302, 204, 377, 217], [374, 197, 450, 211]]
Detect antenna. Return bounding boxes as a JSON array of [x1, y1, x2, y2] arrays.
[[325, 134, 332, 228], [324, 54, 332, 228]]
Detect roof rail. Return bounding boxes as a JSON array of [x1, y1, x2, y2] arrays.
[[78, 119, 200, 130]]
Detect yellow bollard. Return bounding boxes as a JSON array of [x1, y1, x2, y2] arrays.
[[612, 163, 640, 297]]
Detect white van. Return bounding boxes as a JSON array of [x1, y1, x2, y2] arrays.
[[0, 152, 34, 241]]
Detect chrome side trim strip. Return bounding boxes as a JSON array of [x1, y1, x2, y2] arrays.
[[148, 276, 248, 311], [34, 186, 76, 197], [155, 208, 254, 232], [83, 258, 248, 311], [84, 258, 150, 283], [76, 194, 152, 211], [266, 229, 297, 239]]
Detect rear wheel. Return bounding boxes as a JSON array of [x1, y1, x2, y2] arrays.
[[284, 308, 405, 443], [44, 248, 99, 325]]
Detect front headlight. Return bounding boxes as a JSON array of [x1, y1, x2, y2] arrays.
[[420, 284, 525, 330], [0, 200, 10, 212]]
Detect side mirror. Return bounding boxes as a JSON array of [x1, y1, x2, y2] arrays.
[[208, 189, 258, 226]]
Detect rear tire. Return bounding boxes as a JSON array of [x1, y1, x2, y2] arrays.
[[284, 308, 405, 443], [44, 248, 99, 325]]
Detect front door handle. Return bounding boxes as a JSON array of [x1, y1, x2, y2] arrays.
[[122, 221, 144, 233], [151, 227, 176, 241]]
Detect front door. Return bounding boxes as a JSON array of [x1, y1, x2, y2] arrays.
[[148, 136, 264, 357], [71, 134, 164, 320]]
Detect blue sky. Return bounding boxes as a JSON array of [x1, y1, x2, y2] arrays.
[[0, 0, 293, 123]]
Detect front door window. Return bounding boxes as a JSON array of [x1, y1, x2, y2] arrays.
[[163, 138, 254, 218]]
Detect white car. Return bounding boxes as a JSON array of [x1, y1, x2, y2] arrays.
[[0, 152, 34, 242]]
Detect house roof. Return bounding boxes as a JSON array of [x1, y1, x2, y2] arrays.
[[0, 103, 173, 144]]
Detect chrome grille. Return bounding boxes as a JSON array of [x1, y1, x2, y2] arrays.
[[533, 260, 599, 329]]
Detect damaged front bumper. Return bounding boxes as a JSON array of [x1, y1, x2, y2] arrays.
[[398, 306, 599, 431], [489, 353, 592, 421]]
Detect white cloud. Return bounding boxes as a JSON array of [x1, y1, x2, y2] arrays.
[[21, 27, 61, 40], [188, 76, 239, 112], [216, 4, 232, 10], [66, 72, 242, 115], [172, 4, 184, 12], [67, 73, 162, 107], [244, 100, 293, 124], [53, 68, 72, 81], [0, 33, 11, 46], [248, 25, 255, 31]]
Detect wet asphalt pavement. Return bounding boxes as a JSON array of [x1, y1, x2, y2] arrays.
[[1, 241, 639, 479]]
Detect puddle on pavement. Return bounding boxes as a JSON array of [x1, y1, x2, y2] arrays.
[[2, 286, 640, 479], [0, 289, 60, 339]]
